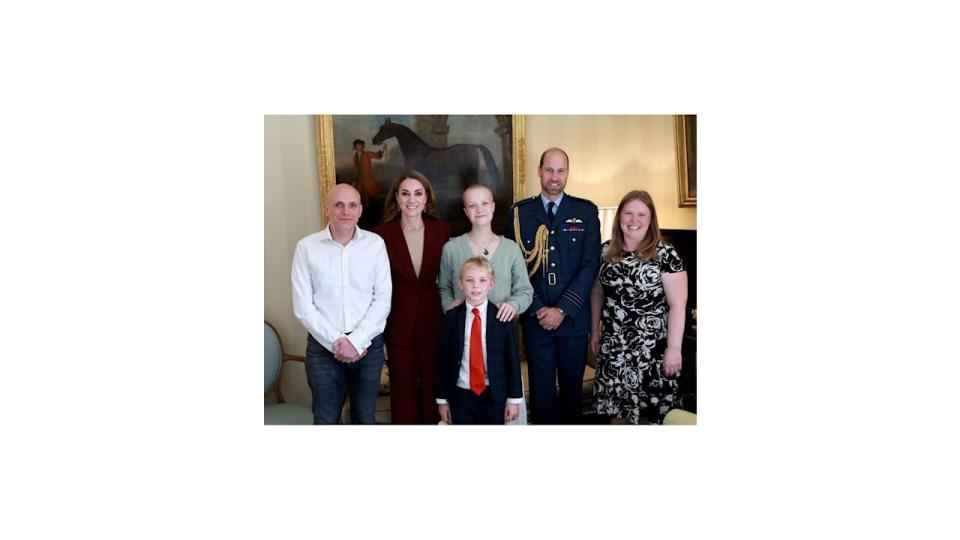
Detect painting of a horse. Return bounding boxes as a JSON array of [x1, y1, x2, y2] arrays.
[[372, 118, 500, 188], [326, 114, 515, 236]]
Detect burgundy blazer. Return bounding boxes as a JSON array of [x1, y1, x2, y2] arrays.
[[373, 217, 451, 347]]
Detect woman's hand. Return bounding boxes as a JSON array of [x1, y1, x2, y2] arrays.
[[495, 302, 517, 322], [448, 299, 464, 310], [663, 347, 682, 377], [589, 331, 600, 357]]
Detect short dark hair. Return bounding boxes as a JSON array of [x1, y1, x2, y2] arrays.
[[353, 139, 365, 147], [538, 147, 569, 168]]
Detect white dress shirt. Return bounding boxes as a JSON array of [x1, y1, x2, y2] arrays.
[[436, 299, 523, 405], [291, 226, 392, 354]]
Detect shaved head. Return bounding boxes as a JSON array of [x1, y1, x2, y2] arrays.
[[462, 183, 493, 205], [325, 183, 363, 241], [326, 183, 361, 207]]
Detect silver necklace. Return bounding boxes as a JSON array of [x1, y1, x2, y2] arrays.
[[468, 233, 495, 256]]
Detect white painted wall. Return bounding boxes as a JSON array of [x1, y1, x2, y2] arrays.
[[264, 115, 322, 356], [524, 115, 696, 230]]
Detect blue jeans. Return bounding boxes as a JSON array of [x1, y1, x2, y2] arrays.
[[304, 334, 384, 424]]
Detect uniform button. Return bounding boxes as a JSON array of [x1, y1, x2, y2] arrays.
[[572, 238, 577, 242], [551, 230, 555, 235], [551, 263, 555, 267], [550, 246, 555, 251]]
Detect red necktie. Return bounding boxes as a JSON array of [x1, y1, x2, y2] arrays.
[[469, 307, 486, 395]]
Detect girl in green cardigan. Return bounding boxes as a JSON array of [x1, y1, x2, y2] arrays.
[[438, 185, 534, 425]]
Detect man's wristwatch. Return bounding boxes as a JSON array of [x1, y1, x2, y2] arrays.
[[556, 307, 565, 316]]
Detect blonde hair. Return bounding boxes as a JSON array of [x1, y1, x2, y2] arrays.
[[462, 183, 493, 205], [603, 190, 661, 264], [459, 256, 495, 281]]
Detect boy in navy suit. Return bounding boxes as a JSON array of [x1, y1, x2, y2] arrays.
[[436, 257, 523, 425]]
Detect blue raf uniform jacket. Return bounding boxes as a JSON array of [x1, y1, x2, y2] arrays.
[[503, 194, 601, 337]]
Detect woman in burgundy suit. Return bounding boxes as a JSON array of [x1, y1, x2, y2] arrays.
[[373, 171, 450, 424]]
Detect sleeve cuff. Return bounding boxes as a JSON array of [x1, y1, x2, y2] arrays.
[[558, 288, 587, 316], [346, 334, 371, 354], [309, 331, 335, 353]]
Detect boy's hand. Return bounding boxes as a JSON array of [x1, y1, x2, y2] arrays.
[[438, 404, 452, 424], [504, 403, 520, 423]]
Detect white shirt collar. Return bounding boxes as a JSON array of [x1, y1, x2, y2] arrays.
[[319, 224, 365, 245], [465, 298, 488, 314]]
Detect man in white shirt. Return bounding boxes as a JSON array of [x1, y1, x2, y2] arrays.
[[291, 184, 392, 424]]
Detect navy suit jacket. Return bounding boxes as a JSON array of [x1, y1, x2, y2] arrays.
[[436, 302, 522, 405], [503, 194, 601, 337]]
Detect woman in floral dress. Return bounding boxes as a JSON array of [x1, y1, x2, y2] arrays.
[[589, 190, 688, 424]]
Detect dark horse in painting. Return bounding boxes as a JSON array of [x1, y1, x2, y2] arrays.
[[371, 118, 500, 187]]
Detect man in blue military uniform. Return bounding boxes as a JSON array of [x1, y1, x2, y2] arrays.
[[504, 147, 601, 424]]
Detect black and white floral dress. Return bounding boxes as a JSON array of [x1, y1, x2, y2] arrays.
[[594, 240, 685, 424]]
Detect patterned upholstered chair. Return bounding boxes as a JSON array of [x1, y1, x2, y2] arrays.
[[264, 322, 313, 425]]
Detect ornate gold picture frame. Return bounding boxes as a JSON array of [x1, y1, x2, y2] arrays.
[[315, 115, 526, 235], [675, 114, 697, 207]]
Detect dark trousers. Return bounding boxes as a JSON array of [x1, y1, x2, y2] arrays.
[[386, 342, 440, 425], [525, 334, 587, 424], [451, 387, 504, 425]]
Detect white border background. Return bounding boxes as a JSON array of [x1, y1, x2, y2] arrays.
[[4, 1, 958, 538]]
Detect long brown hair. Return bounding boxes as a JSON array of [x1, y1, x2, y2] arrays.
[[603, 190, 661, 264], [381, 170, 439, 224]]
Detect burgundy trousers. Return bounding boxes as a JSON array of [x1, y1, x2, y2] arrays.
[[386, 340, 440, 424]]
